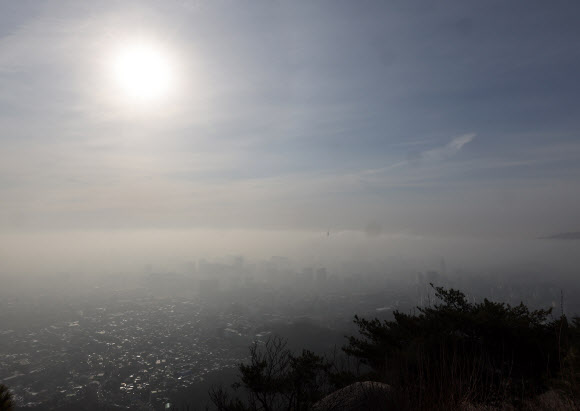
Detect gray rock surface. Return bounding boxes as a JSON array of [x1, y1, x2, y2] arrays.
[[313, 381, 391, 411]]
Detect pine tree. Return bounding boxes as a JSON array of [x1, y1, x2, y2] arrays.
[[0, 384, 14, 411]]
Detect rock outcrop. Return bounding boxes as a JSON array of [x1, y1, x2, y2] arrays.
[[313, 381, 391, 411]]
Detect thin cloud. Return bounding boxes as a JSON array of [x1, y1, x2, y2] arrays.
[[357, 133, 477, 178], [420, 133, 476, 161]]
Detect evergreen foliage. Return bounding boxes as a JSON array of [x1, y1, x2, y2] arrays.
[[212, 286, 580, 410], [0, 384, 14, 411], [344, 284, 568, 405], [210, 336, 331, 411]]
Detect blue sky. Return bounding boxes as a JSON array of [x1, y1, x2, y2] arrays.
[[1, 0, 579, 239]]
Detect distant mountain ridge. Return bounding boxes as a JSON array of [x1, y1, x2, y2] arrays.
[[538, 232, 580, 240]]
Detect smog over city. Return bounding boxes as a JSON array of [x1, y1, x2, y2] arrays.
[[1, 2, 580, 410]]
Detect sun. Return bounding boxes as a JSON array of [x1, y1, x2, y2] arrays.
[[112, 42, 174, 102]]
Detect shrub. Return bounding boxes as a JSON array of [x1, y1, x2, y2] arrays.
[[212, 286, 579, 410], [210, 336, 331, 411], [343, 284, 567, 407], [0, 385, 14, 411]]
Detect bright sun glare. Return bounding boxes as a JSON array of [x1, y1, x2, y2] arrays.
[[112, 43, 173, 102]]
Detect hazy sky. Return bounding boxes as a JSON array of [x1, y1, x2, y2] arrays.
[[1, 0, 580, 244]]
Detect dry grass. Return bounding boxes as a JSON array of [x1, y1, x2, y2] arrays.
[[460, 389, 579, 411]]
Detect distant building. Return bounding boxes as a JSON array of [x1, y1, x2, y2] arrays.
[[426, 270, 440, 285]]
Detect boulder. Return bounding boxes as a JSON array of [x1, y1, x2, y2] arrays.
[[313, 381, 391, 411]]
